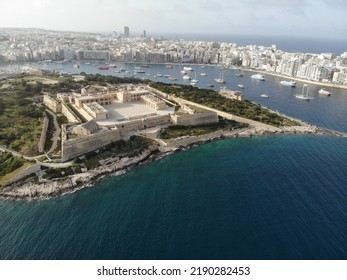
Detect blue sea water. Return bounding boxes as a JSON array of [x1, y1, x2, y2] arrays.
[[0, 135, 346, 259], [0, 36, 347, 259], [170, 33, 347, 54]]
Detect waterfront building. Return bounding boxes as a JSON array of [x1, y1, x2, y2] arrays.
[[0, 28, 346, 84]]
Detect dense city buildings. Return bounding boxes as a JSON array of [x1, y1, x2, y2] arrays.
[[0, 28, 346, 84]]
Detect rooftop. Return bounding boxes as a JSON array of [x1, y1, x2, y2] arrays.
[[97, 101, 174, 126]]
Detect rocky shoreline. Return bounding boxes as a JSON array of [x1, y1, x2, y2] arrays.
[[0, 123, 344, 201]]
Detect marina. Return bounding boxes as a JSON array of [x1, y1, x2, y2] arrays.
[[1, 60, 346, 133]]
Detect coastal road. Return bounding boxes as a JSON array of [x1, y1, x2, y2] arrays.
[[0, 145, 73, 168]]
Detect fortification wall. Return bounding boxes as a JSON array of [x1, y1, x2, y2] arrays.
[[115, 115, 170, 132], [171, 112, 218, 126], [61, 102, 81, 123], [169, 96, 274, 128], [76, 106, 94, 121], [61, 129, 121, 161], [38, 112, 49, 153], [43, 95, 62, 113], [145, 86, 168, 98]]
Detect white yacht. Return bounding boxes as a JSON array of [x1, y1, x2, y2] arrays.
[[260, 94, 269, 98], [183, 66, 193, 71], [296, 84, 313, 101], [190, 73, 198, 84], [280, 80, 296, 87], [319, 88, 331, 96], [251, 74, 265, 81], [214, 71, 225, 83]]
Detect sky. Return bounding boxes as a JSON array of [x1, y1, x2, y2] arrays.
[[0, 0, 346, 39]]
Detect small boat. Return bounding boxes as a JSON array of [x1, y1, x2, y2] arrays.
[[238, 84, 244, 89], [164, 74, 171, 78], [183, 66, 193, 71], [280, 80, 296, 87], [98, 66, 109, 70], [156, 73, 162, 77], [141, 64, 150, 68], [108, 64, 117, 68], [183, 75, 191, 80], [165, 65, 173, 69], [207, 84, 214, 88], [73, 64, 80, 69], [120, 68, 126, 72], [168, 77, 177, 81], [190, 82, 197, 86], [190, 73, 198, 84], [181, 70, 187, 74], [214, 71, 225, 83], [200, 73, 207, 76], [260, 94, 269, 98], [235, 73, 244, 77], [251, 74, 265, 81], [296, 84, 313, 101], [318, 88, 331, 96], [134, 69, 145, 74]]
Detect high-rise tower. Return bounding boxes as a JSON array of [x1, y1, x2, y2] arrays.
[[124, 26, 130, 38]]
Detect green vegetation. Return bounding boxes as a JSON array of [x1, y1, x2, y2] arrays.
[[43, 166, 76, 180], [150, 82, 301, 127], [0, 152, 28, 185], [75, 136, 156, 169], [161, 120, 248, 140], [0, 82, 44, 155]]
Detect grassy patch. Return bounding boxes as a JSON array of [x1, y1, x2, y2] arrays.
[[0, 162, 33, 187], [75, 136, 156, 169], [0, 152, 31, 186], [160, 120, 248, 139]]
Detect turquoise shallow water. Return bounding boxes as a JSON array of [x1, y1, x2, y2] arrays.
[[1, 135, 346, 259]]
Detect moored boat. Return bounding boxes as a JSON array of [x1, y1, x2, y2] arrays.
[[260, 94, 269, 98], [296, 84, 313, 101], [319, 88, 331, 96], [238, 84, 244, 89], [280, 80, 296, 87], [251, 74, 265, 81], [183, 66, 193, 71], [98, 66, 109, 70], [214, 71, 225, 83]]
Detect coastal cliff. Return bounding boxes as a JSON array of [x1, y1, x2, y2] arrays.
[[1, 121, 340, 201]]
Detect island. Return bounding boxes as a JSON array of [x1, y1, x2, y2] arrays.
[[0, 72, 342, 200]]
